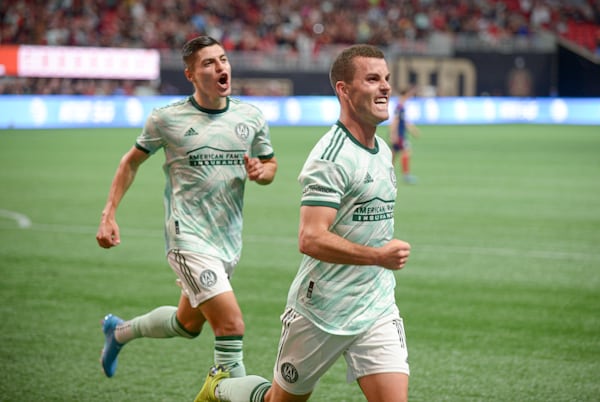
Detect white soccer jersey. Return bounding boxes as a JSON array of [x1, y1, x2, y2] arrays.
[[287, 121, 399, 335], [136, 96, 274, 263]]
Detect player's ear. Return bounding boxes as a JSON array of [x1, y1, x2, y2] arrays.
[[336, 81, 348, 98], [184, 67, 192, 82]]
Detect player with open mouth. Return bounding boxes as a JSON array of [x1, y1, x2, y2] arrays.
[[96, 36, 278, 386]]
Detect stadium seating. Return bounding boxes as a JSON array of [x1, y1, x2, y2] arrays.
[[1, 0, 598, 94]]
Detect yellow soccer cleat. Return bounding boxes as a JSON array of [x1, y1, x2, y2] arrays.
[[194, 365, 230, 402]]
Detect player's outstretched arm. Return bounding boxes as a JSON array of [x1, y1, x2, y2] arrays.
[[96, 146, 149, 248]]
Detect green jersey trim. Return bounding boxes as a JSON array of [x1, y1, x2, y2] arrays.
[[258, 152, 275, 160], [300, 200, 340, 209], [355, 196, 396, 205], [135, 142, 151, 154], [320, 126, 347, 161], [337, 120, 380, 154], [189, 96, 230, 114]]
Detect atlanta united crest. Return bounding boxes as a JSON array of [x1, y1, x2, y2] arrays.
[[235, 123, 250, 140], [199, 270, 218, 288], [280, 362, 299, 384]]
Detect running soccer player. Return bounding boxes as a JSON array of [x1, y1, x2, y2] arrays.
[[195, 44, 411, 402], [390, 87, 420, 184], [96, 36, 277, 380]]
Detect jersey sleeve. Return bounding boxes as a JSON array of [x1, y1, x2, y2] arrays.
[[250, 114, 274, 160], [135, 109, 166, 154], [298, 158, 347, 209]]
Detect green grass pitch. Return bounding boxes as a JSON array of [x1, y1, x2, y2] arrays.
[[1, 124, 599, 401]]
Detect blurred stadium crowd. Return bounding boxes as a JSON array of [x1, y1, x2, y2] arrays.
[[2, 0, 599, 95]]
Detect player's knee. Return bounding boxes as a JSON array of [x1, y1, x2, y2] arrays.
[[213, 316, 245, 337], [176, 318, 203, 338], [182, 329, 201, 339]]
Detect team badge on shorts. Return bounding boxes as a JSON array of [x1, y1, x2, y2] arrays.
[[280, 362, 299, 384], [199, 270, 218, 288]]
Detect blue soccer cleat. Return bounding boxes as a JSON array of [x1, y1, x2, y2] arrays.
[[100, 314, 124, 378]]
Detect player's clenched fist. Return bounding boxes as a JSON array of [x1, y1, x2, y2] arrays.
[[377, 239, 411, 271], [244, 154, 264, 181], [96, 218, 121, 248]]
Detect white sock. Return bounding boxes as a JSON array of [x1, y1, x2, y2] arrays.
[[216, 375, 271, 402]]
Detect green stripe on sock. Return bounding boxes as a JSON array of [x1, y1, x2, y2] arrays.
[[250, 382, 271, 402]]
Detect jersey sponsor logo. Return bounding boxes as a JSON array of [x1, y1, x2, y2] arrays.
[[235, 123, 250, 141], [352, 197, 395, 222], [187, 146, 245, 167], [302, 184, 336, 195], [280, 362, 299, 384], [364, 172, 374, 184], [199, 269, 218, 288]]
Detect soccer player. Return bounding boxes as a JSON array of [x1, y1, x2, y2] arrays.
[[389, 87, 420, 184], [195, 44, 411, 402], [95, 36, 278, 379]]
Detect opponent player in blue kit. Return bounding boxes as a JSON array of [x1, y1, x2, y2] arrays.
[[390, 87, 420, 184]]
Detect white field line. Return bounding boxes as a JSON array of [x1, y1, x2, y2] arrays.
[[0, 212, 598, 262], [0, 209, 32, 228]]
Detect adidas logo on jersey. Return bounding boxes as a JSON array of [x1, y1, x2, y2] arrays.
[[184, 128, 198, 136], [364, 173, 374, 184]]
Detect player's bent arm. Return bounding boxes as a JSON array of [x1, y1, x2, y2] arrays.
[[96, 146, 150, 248], [246, 155, 278, 185], [298, 205, 411, 270]]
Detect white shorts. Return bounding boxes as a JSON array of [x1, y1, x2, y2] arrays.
[[273, 308, 410, 395], [167, 249, 236, 308]]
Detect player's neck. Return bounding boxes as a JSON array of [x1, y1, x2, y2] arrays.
[[193, 93, 227, 110], [339, 118, 377, 149]]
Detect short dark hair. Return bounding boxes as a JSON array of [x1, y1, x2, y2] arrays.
[[329, 44, 385, 92], [182, 36, 222, 68]]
